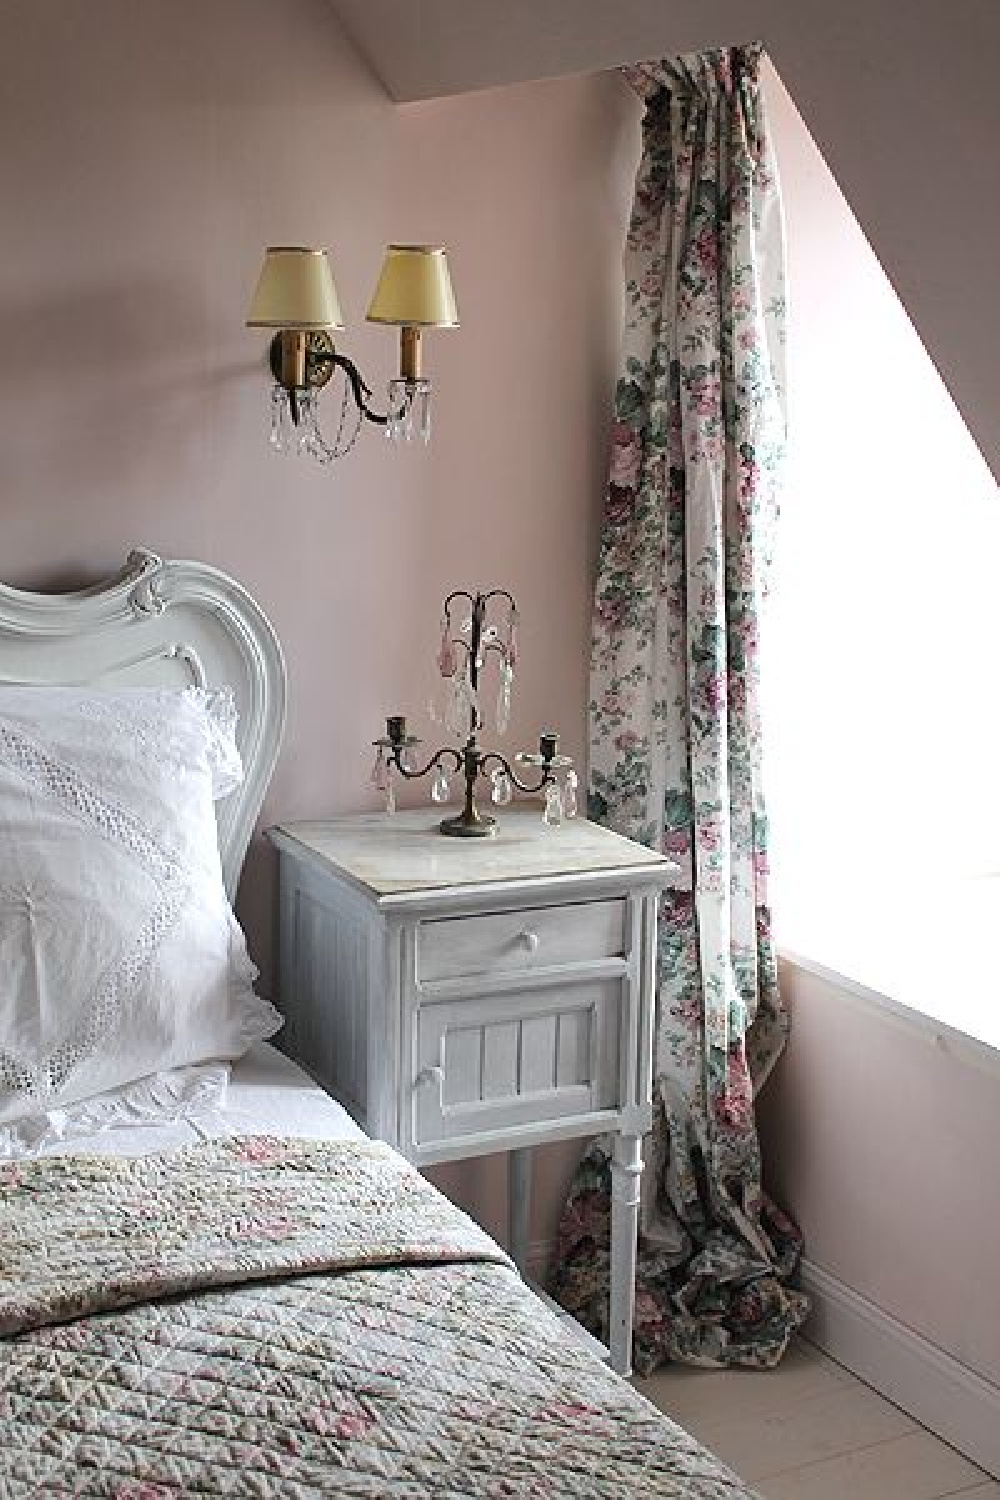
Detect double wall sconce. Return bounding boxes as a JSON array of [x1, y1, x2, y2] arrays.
[[246, 244, 458, 462]]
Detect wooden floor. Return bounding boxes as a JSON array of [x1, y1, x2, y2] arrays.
[[635, 1337, 998, 1498]]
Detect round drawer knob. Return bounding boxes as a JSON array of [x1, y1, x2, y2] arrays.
[[519, 929, 540, 954]]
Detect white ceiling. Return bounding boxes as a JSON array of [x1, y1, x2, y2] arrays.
[[330, 0, 1000, 484]]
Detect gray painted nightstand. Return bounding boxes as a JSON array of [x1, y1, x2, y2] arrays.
[[269, 806, 674, 1376]]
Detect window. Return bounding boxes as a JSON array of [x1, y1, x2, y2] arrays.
[[762, 69, 1000, 1047]]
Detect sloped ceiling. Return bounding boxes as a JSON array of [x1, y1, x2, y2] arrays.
[[331, 0, 1000, 484]]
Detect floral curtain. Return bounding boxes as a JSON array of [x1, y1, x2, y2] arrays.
[[550, 45, 808, 1372]]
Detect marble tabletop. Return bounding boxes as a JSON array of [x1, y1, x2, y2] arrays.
[[271, 806, 676, 901]]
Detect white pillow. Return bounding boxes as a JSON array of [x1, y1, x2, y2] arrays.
[[0, 686, 281, 1126]]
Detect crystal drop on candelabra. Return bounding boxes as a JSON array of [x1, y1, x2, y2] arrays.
[[385, 777, 396, 815], [563, 770, 579, 819], [445, 667, 477, 739], [430, 767, 450, 804], [370, 751, 389, 792], [491, 769, 513, 807], [543, 783, 564, 827], [508, 607, 518, 669], [443, 675, 465, 738], [399, 746, 415, 773], [437, 617, 457, 678], [496, 661, 513, 734]]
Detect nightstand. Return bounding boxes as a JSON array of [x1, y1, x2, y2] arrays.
[[269, 806, 675, 1376]]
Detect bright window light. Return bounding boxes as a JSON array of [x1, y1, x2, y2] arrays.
[[761, 67, 1000, 1048]]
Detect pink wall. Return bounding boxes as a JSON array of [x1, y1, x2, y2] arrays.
[[0, 0, 636, 959], [1, 2, 632, 972], [0, 1, 638, 1241], [757, 960, 1000, 1388], [332, 0, 1000, 487]]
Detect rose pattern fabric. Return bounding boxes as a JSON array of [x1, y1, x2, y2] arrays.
[[0, 1135, 510, 1337], [0, 1138, 761, 1497], [551, 46, 807, 1371]]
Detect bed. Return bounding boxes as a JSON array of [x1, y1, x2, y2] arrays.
[[0, 549, 758, 1497]]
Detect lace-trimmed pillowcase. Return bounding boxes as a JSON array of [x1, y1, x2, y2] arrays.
[[0, 686, 281, 1127]]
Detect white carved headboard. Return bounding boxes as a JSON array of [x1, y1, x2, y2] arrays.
[[0, 548, 286, 899]]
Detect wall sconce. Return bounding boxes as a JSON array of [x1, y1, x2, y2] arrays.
[[246, 244, 459, 462]]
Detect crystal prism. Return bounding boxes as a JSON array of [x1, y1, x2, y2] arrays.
[[491, 769, 513, 807], [430, 767, 450, 804], [415, 381, 432, 444], [437, 617, 458, 677], [269, 387, 291, 454], [444, 673, 468, 738], [385, 778, 396, 814], [496, 661, 512, 734], [543, 783, 564, 826], [563, 770, 579, 819], [384, 378, 431, 443]]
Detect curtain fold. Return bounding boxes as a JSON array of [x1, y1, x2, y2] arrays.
[[550, 44, 807, 1372]]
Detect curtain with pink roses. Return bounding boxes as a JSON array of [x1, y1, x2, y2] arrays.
[[550, 45, 807, 1371]]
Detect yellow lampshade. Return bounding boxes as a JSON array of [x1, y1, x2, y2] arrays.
[[366, 245, 459, 328], [246, 247, 344, 331]]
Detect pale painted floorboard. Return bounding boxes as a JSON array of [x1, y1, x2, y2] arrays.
[[633, 1337, 994, 1499], [760, 1433, 987, 1500], [683, 1383, 916, 1482]]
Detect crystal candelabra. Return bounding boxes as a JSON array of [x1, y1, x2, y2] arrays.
[[370, 589, 579, 838]]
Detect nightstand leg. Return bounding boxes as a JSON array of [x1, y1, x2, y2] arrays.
[[508, 1147, 532, 1274], [610, 1132, 642, 1377]]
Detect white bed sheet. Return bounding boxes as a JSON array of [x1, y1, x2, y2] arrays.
[[19, 1044, 366, 1159]]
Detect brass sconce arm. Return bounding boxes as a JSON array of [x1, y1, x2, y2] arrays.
[[267, 331, 389, 429]]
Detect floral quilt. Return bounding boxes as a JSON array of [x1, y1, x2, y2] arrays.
[[0, 1137, 759, 1497]]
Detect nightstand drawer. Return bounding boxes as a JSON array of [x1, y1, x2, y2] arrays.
[[417, 899, 627, 982], [411, 980, 623, 1150]]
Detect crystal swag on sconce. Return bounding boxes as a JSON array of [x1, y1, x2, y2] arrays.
[[246, 244, 459, 462], [370, 590, 578, 838]]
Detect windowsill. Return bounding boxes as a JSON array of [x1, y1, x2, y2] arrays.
[[776, 943, 1000, 1079], [773, 873, 1000, 1064]]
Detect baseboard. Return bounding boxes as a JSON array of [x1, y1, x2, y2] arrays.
[[800, 1258, 1000, 1479]]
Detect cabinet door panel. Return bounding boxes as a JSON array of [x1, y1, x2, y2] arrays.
[[519, 1013, 558, 1093], [412, 980, 623, 1149]]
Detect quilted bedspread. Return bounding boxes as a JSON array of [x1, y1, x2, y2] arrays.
[[0, 1137, 757, 1497]]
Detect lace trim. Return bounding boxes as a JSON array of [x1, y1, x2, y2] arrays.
[[0, 721, 191, 1105], [72, 687, 242, 800], [0, 1063, 230, 1159], [0, 721, 183, 884]]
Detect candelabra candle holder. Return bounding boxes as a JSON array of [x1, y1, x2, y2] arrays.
[[370, 588, 579, 837]]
